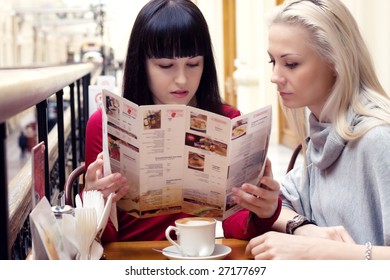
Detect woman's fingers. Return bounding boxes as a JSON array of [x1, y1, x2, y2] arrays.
[[84, 158, 104, 183], [232, 181, 279, 218], [90, 173, 128, 200], [111, 185, 130, 203], [262, 158, 274, 178], [245, 234, 262, 256], [339, 229, 356, 244], [327, 226, 356, 243], [243, 177, 279, 197], [92, 173, 127, 191], [97, 152, 104, 160], [82, 153, 130, 201]]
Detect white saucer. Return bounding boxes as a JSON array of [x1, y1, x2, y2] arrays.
[[162, 244, 231, 260]]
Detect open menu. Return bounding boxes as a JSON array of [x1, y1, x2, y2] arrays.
[[102, 89, 272, 220]]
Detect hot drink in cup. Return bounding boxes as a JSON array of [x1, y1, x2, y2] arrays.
[[165, 217, 216, 257]]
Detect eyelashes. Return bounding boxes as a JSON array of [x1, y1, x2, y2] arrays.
[[285, 62, 298, 69], [158, 63, 200, 69], [159, 64, 172, 69], [268, 59, 298, 69]]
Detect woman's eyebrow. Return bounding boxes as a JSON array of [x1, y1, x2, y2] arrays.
[[281, 53, 302, 58]]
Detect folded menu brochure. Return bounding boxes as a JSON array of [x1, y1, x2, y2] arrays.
[[102, 89, 272, 220]]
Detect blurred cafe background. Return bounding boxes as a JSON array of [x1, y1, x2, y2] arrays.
[[1, 0, 389, 260]]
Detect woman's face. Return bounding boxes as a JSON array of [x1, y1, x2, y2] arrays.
[[146, 56, 204, 106], [268, 24, 336, 118]]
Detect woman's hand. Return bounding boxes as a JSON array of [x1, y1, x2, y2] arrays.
[[84, 152, 129, 203], [245, 231, 356, 260], [246, 231, 316, 259], [293, 224, 356, 243], [232, 158, 280, 218]]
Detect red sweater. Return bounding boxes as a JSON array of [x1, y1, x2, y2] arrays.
[[85, 107, 280, 244]]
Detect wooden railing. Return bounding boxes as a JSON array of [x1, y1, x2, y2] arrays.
[[0, 63, 99, 259]]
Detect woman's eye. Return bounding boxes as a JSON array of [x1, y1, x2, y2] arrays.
[[187, 63, 199, 68], [159, 64, 173, 69], [285, 62, 298, 69], [268, 59, 275, 66]]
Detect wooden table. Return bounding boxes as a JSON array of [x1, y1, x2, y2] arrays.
[[103, 238, 251, 260]]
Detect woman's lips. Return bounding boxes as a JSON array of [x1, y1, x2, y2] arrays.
[[279, 91, 292, 97], [171, 90, 189, 98]]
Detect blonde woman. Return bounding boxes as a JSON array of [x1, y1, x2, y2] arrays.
[[233, 0, 390, 259]]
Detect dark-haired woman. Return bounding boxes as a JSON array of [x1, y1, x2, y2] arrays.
[[84, 0, 281, 243]]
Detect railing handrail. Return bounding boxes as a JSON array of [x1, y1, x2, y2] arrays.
[[0, 62, 99, 259], [0, 63, 95, 123]]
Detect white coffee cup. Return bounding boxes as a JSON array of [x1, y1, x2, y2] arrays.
[[165, 217, 216, 257]]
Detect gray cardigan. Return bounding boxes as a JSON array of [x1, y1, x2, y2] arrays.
[[280, 112, 390, 246]]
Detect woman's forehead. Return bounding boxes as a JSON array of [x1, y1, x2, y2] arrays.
[[268, 24, 314, 56]]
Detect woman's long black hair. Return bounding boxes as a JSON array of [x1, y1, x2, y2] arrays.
[[122, 0, 223, 115]]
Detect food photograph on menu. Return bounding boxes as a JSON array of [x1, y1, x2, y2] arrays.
[[187, 152, 205, 171], [108, 134, 121, 161], [143, 110, 161, 129], [190, 112, 207, 132], [185, 133, 228, 156], [231, 118, 248, 140], [105, 95, 120, 119]]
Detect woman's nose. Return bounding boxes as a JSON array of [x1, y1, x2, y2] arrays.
[[175, 68, 187, 84], [270, 68, 285, 85]]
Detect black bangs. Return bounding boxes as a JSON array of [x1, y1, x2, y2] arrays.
[[143, 4, 210, 58]]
